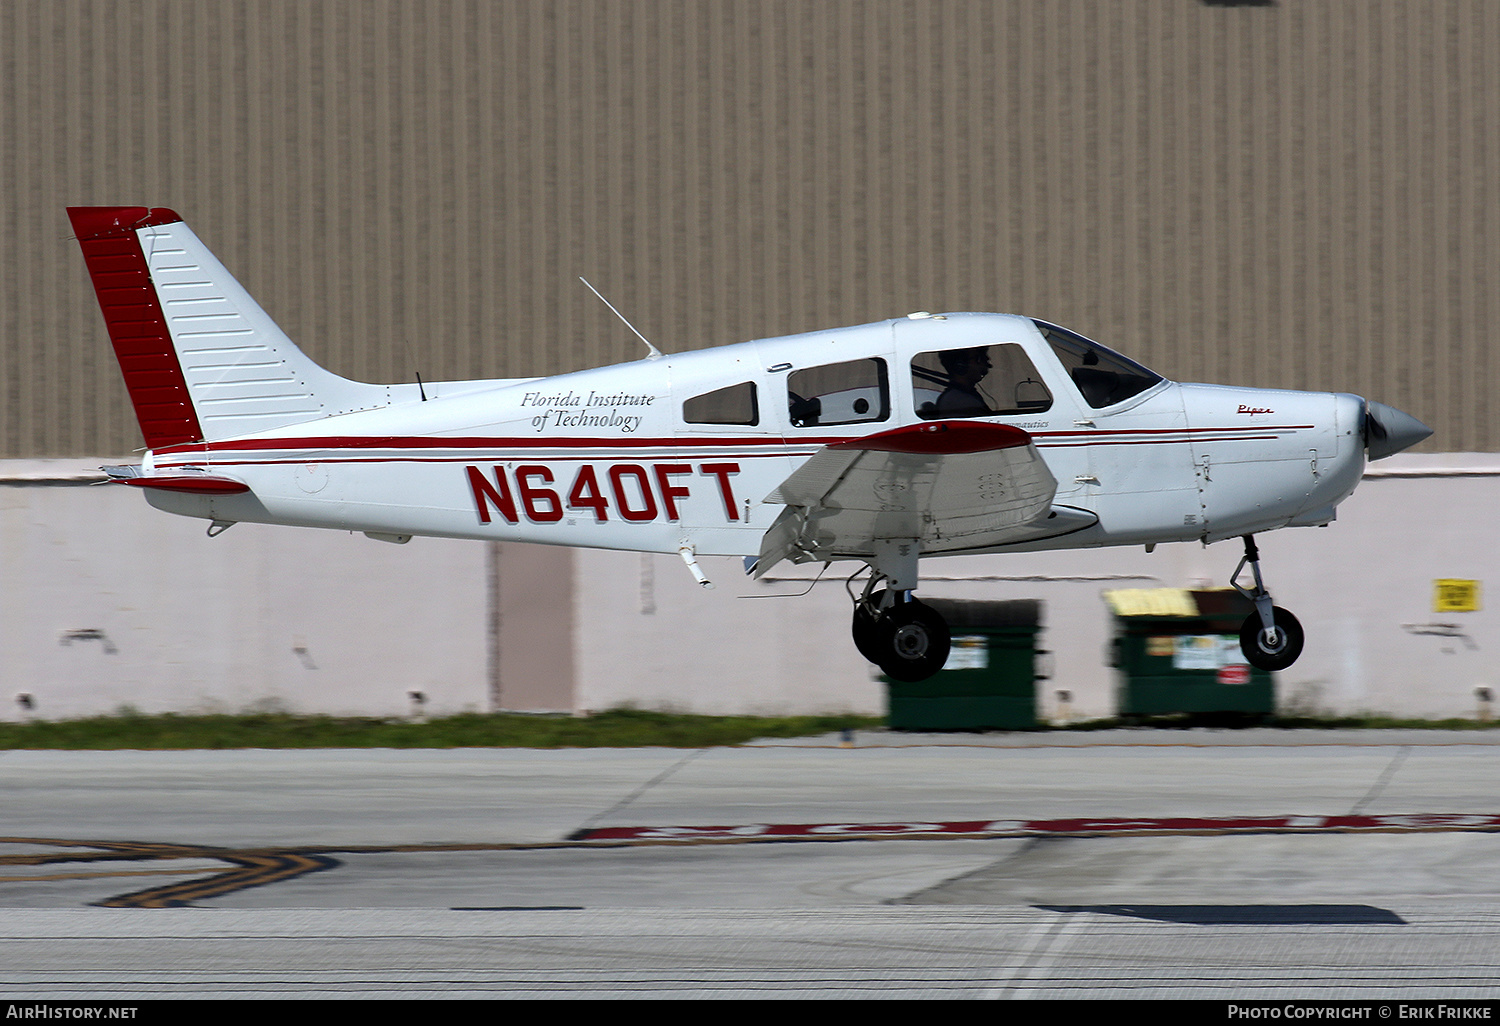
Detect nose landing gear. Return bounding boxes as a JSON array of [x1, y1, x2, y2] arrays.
[[1232, 535, 1305, 671]]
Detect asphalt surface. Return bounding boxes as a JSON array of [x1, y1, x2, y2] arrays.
[[3, 730, 1499, 999]]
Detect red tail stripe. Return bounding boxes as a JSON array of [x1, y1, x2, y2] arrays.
[[67, 206, 184, 239], [68, 207, 203, 449]]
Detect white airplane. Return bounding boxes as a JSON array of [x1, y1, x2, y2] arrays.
[[70, 206, 1432, 683]]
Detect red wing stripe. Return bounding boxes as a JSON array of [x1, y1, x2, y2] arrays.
[[830, 420, 1031, 455]]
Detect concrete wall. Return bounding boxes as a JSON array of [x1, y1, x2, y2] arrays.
[[574, 455, 1500, 721], [0, 464, 490, 720], [3, 456, 1496, 723]]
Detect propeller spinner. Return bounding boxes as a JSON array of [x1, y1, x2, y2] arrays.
[[1363, 399, 1433, 461]]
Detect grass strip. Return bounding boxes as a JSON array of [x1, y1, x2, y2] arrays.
[[0, 708, 884, 750], [1, 708, 1495, 750]]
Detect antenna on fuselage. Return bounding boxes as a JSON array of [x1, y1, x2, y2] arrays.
[[403, 338, 429, 400], [579, 277, 664, 361]]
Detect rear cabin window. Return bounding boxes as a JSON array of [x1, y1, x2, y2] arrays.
[[683, 381, 759, 425], [787, 358, 889, 428], [911, 343, 1053, 419]]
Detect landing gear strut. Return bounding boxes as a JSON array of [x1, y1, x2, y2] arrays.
[[850, 573, 950, 682], [1232, 535, 1304, 672]]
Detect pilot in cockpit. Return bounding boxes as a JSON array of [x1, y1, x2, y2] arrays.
[[935, 347, 994, 417]]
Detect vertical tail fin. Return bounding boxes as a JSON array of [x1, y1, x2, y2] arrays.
[[69, 207, 385, 449]]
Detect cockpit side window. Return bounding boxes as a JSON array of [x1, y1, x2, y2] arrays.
[[911, 343, 1053, 420], [683, 381, 758, 425], [787, 358, 889, 428], [1035, 320, 1163, 409]]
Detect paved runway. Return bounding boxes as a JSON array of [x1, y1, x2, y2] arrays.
[[3, 730, 1499, 998]]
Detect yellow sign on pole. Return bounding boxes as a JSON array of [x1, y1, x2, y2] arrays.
[[1434, 579, 1481, 613]]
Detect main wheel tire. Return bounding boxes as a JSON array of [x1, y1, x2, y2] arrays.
[[1239, 606, 1304, 671], [874, 600, 951, 682]]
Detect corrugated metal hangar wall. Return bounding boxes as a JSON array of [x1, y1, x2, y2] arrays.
[[2, 0, 1497, 458]]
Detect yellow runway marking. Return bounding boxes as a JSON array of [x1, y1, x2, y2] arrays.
[[7, 813, 1500, 908], [0, 836, 335, 908], [0, 868, 213, 883]]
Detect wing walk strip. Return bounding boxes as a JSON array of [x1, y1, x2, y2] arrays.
[[4, 814, 1496, 907]]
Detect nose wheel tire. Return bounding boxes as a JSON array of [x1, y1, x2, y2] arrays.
[[1239, 606, 1304, 671]]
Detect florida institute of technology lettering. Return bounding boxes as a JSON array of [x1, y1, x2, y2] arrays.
[[521, 389, 657, 434]]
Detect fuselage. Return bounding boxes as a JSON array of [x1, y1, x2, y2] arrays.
[[137, 312, 1368, 558]]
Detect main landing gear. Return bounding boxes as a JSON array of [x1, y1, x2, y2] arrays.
[[850, 574, 951, 682], [1232, 534, 1305, 672]]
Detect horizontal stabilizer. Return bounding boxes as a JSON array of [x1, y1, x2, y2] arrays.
[[124, 475, 250, 494], [102, 464, 249, 494]]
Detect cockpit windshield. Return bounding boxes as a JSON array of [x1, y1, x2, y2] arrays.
[[1034, 320, 1164, 409]]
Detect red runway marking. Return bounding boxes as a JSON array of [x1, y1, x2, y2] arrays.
[[574, 813, 1500, 843]]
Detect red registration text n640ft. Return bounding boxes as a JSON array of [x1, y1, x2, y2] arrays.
[[466, 462, 742, 525]]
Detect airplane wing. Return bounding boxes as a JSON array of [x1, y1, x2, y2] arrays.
[[754, 421, 1093, 577]]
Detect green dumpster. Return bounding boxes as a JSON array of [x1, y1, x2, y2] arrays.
[[883, 599, 1042, 730], [1105, 588, 1274, 718]]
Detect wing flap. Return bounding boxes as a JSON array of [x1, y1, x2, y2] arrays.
[[755, 421, 1067, 576]]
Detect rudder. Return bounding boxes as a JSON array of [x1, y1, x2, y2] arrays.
[[69, 206, 385, 449]]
